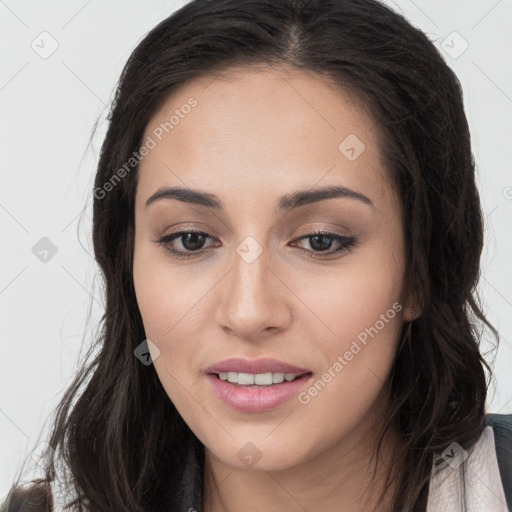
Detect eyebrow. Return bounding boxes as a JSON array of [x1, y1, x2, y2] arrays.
[[145, 185, 374, 211]]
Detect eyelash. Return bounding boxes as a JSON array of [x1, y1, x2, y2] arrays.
[[156, 229, 358, 260]]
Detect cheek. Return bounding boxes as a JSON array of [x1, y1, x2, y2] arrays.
[[292, 262, 405, 458], [133, 236, 197, 339], [307, 234, 404, 344], [133, 249, 208, 417], [133, 240, 182, 370], [132, 239, 210, 390], [308, 275, 403, 401], [299, 234, 405, 400]]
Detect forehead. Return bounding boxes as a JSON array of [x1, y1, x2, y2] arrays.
[[136, 64, 392, 210]]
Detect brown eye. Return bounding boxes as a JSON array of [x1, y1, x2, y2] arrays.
[[156, 229, 358, 260], [157, 230, 215, 259], [291, 232, 358, 259]]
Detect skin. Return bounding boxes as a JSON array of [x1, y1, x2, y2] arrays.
[[132, 64, 421, 512]]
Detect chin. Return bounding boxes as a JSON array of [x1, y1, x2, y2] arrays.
[[205, 434, 312, 473]]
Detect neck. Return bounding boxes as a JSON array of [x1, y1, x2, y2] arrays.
[[203, 417, 402, 512]]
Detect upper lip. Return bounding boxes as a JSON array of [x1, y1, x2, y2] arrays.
[[205, 357, 311, 375]]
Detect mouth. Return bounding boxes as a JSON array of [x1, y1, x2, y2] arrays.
[[204, 358, 314, 412], [209, 371, 312, 388]]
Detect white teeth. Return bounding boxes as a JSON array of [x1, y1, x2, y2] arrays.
[[218, 371, 300, 385], [272, 373, 285, 384]]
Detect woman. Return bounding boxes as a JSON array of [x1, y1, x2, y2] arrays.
[[2, 0, 511, 511]]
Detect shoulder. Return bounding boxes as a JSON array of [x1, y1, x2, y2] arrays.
[[486, 412, 512, 434], [485, 413, 512, 511], [485, 413, 512, 459]]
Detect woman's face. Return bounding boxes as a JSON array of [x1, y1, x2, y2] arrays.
[[133, 64, 418, 472]]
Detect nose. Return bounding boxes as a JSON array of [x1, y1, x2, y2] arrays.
[[214, 241, 292, 342]]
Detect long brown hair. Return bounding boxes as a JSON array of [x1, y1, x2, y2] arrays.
[[1, 0, 497, 510]]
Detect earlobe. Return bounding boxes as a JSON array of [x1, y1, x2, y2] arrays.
[[403, 303, 421, 323], [402, 289, 424, 323]]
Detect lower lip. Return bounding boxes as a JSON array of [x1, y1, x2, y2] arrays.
[[206, 373, 313, 412]]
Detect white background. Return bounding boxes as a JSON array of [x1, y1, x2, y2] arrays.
[[1, 0, 511, 498]]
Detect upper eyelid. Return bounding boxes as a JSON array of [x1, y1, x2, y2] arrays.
[[159, 227, 351, 240], [160, 219, 353, 237]]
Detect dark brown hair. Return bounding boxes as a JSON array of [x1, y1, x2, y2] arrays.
[[1, 0, 497, 511]]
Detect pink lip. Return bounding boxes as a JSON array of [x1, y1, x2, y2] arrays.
[[204, 357, 310, 375], [206, 374, 313, 412], [204, 358, 313, 412]]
